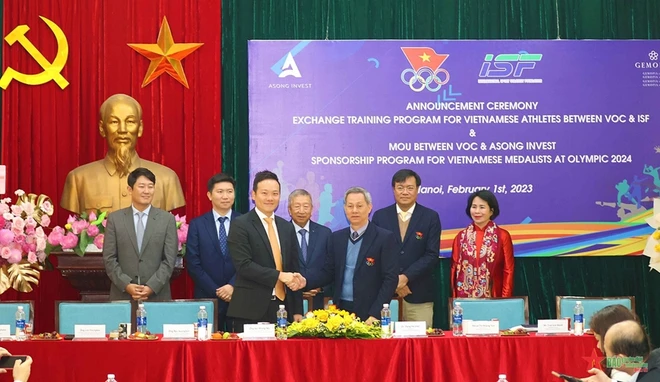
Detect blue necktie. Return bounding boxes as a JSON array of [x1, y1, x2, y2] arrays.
[[351, 231, 359, 241], [218, 217, 228, 258], [136, 212, 145, 252], [299, 228, 308, 262]]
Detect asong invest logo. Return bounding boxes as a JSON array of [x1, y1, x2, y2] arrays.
[[268, 51, 312, 89], [634, 50, 659, 69]]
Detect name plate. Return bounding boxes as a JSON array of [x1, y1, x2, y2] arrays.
[[394, 321, 427, 337], [538, 319, 570, 334], [0, 325, 10, 338], [163, 324, 196, 339], [243, 324, 275, 339], [465, 320, 499, 335], [0, 165, 6, 194], [74, 325, 106, 339]]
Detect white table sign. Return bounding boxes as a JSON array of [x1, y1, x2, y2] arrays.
[[0, 325, 11, 338], [394, 321, 427, 337], [74, 324, 106, 339], [538, 319, 570, 334], [465, 320, 500, 335], [0, 165, 6, 195], [162, 324, 196, 339], [242, 324, 275, 339]]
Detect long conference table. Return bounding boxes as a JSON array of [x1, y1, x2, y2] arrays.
[[4, 333, 597, 381]]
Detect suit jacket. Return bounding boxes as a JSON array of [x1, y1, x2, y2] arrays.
[[307, 222, 398, 320], [103, 206, 178, 301], [293, 220, 332, 310], [226, 209, 302, 321], [186, 210, 241, 301], [372, 203, 441, 304]]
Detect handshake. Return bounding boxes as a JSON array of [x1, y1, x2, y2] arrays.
[[279, 272, 307, 291]]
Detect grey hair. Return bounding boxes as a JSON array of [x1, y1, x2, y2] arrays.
[[288, 189, 312, 205], [344, 187, 372, 205]]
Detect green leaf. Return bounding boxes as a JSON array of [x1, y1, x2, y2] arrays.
[[92, 211, 107, 225], [44, 242, 62, 256], [75, 231, 90, 257]]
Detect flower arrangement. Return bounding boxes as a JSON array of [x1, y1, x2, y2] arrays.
[[175, 214, 189, 257], [0, 190, 54, 293], [45, 211, 107, 257], [286, 305, 381, 339]]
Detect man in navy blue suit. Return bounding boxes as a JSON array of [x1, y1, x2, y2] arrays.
[[186, 173, 241, 331], [307, 187, 398, 324], [287, 189, 332, 312], [372, 169, 441, 327]]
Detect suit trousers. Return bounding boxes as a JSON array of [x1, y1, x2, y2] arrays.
[[402, 300, 434, 327], [229, 298, 284, 333]]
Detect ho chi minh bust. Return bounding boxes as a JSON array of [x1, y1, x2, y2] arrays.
[[60, 94, 185, 214]]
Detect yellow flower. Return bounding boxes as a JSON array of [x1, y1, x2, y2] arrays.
[[302, 318, 320, 329], [65, 223, 72, 230], [315, 310, 329, 323], [655, 244, 660, 253], [343, 314, 353, 326], [326, 315, 344, 331], [653, 230, 660, 240]]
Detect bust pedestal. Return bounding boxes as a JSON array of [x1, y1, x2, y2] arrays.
[[54, 252, 184, 301]]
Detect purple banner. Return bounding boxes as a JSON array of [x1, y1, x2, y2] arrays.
[[248, 40, 660, 256]]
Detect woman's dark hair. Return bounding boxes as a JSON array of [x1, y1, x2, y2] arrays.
[[465, 190, 500, 220], [590, 304, 638, 345]]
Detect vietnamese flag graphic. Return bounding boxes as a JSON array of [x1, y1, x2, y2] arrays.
[[401, 47, 449, 72]]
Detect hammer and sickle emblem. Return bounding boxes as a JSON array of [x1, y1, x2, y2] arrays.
[[0, 16, 69, 90]]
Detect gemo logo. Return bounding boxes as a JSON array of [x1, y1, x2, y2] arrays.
[[479, 52, 543, 78], [278, 52, 301, 78]]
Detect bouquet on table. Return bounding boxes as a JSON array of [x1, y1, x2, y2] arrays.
[[0, 189, 54, 293], [286, 305, 381, 339], [45, 211, 107, 257]]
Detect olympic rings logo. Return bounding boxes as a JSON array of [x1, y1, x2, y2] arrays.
[[400, 68, 450, 92]]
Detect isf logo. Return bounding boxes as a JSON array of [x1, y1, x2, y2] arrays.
[[478, 52, 543, 84]]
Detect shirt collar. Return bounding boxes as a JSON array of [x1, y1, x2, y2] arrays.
[[254, 207, 274, 221], [350, 222, 369, 238], [396, 203, 416, 216], [212, 209, 232, 222], [132, 204, 151, 216], [103, 152, 141, 177], [292, 220, 310, 233], [629, 371, 640, 382]]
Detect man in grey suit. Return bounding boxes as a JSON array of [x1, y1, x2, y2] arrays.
[[103, 167, 179, 301]]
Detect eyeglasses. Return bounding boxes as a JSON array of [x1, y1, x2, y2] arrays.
[[395, 186, 417, 192]]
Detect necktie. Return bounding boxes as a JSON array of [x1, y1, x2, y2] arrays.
[[264, 217, 285, 300], [136, 211, 145, 253], [299, 229, 308, 262], [351, 231, 359, 241], [218, 217, 228, 258]]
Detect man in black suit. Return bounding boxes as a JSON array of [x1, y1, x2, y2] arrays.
[[372, 169, 441, 327], [575, 320, 659, 381], [186, 173, 241, 331], [287, 189, 332, 312], [307, 187, 397, 324], [227, 171, 305, 332]]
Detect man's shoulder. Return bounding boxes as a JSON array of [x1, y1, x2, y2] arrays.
[[373, 204, 395, 217], [310, 220, 331, 234], [107, 206, 131, 220]]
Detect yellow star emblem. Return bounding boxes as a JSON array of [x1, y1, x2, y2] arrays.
[[419, 52, 431, 62], [128, 17, 203, 88]]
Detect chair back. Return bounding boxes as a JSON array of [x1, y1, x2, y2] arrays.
[[555, 296, 635, 329], [56, 301, 131, 335], [0, 301, 34, 335], [142, 299, 217, 333], [448, 297, 529, 329]]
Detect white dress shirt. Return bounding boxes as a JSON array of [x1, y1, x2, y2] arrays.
[[212, 209, 232, 237], [396, 203, 416, 222], [292, 220, 310, 247]]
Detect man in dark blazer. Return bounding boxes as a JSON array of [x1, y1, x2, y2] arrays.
[[227, 170, 305, 332], [372, 169, 441, 327], [307, 187, 398, 324], [103, 167, 178, 301], [186, 173, 241, 331], [287, 189, 332, 312]]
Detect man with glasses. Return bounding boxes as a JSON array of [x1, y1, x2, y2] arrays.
[[372, 169, 441, 327]]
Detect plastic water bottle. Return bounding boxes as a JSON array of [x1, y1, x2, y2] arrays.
[[452, 302, 463, 336], [276, 305, 288, 339], [15, 306, 26, 340], [573, 301, 584, 336], [197, 306, 208, 341], [105, 374, 117, 382], [136, 303, 147, 334], [381, 303, 392, 338], [497, 374, 509, 382]]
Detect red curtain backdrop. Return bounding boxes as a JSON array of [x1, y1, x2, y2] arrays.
[[0, 0, 221, 332]]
